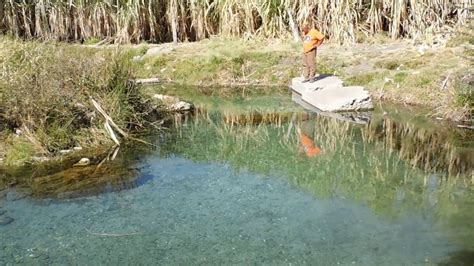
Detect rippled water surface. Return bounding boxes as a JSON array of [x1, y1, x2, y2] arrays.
[[1, 88, 473, 265]]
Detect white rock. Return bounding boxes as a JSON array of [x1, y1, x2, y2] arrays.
[[73, 158, 90, 167], [153, 94, 178, 101], [170, 101, 193, 112], [132, 55, 142, 62], [417, 44, 430, 55], [32, 156, 49, 162]]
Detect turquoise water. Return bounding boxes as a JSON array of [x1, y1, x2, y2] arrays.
[[1, 97, 474, 264], [0, 157, 463, 264]]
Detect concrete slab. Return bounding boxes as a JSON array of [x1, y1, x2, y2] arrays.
[[292, 93, 371, 124], [301, 85, 372, 112], [290, 75, 373, 112], [292, 75, 344, 95]]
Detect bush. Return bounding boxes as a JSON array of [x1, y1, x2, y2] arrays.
[[0, 38, 158, 155]]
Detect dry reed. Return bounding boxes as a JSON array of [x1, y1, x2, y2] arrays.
[[0, 0, 470, 44]]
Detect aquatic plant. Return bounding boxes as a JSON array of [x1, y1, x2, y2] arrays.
[[0, 0, 470, 44]]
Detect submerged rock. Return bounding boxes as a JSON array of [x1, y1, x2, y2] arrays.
[[152, 94, 194, 112], [291, 76, 373, 112], [0, 215, 14, 226]]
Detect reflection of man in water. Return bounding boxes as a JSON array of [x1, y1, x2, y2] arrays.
[[297, 116, 321, 157]]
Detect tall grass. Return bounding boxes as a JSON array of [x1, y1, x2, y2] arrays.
[[0, 0, 470, 44], [0, 37, 159, 158]]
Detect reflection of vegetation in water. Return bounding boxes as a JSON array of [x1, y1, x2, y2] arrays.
[[143, 84, 302, 114], [161, 110, 474, 249], [364, 117, 474, 177], [0, 146, 151, 199]]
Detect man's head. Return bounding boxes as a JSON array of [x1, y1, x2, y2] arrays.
[[302, 23, 311, 34]]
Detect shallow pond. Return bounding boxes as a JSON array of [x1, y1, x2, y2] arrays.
[[1, 86, 473, 265]]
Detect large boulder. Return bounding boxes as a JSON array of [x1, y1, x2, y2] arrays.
[[291, 75, 373, 112]]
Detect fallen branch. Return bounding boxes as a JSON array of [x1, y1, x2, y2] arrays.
[[91, 98, 156, 147], [441, 73, 451, 91], [132, 77, 161, 85], [104, 121, 120, 146], [85, 228, 142, 237], [94, 145, 120, 173], [457, 124, 474, 130], [91, 98, 128, 138]]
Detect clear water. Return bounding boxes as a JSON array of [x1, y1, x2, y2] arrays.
[[1, 89, 473, 265]]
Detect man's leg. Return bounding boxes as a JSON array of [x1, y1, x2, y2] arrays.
[[302, 53, 310, 82], [308, 49, 317, 80]]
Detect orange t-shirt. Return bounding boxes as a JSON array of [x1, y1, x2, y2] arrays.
[[303, 29, 325, 53], [299, 133, 321, 157]]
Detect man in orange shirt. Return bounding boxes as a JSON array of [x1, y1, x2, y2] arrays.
[[301, 23, 325, 83]]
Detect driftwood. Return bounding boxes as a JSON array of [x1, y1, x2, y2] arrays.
[[457, 124, 474, 130], [85, 228, 142, 237], [91, 98, 156, 147], [132, 77, 161, 85]]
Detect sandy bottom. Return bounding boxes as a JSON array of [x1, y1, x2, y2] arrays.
[[0, 156, 459, 265]]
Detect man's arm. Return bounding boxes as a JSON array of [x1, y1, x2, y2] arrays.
[[313, 37, 325, 49]]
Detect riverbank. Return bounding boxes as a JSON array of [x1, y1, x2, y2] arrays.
[[130, 29, 473, 121], [1, 29, 473, 168], [0, 37, 165, 168]]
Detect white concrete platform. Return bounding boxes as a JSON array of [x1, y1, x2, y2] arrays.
[[290, 76, 373, 112], [291, 93, 371, 124]]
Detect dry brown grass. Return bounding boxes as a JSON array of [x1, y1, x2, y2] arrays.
[[0, 0, 470, 44], [0, 37, 160, 165]]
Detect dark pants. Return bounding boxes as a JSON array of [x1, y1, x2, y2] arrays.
[[302, 48, 317, 79]]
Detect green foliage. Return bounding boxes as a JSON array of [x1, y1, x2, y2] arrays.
[[345, 73, 378, 86], [84, 37, 101, 45], [415, 76, 433, 87], [375, 60, 401, 70], [0, 37, 158, 157], [138, 41, 299, 85], [394, 72, 408, 83], [4, 138, 36, 166], [455, 82, 474, 113]]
